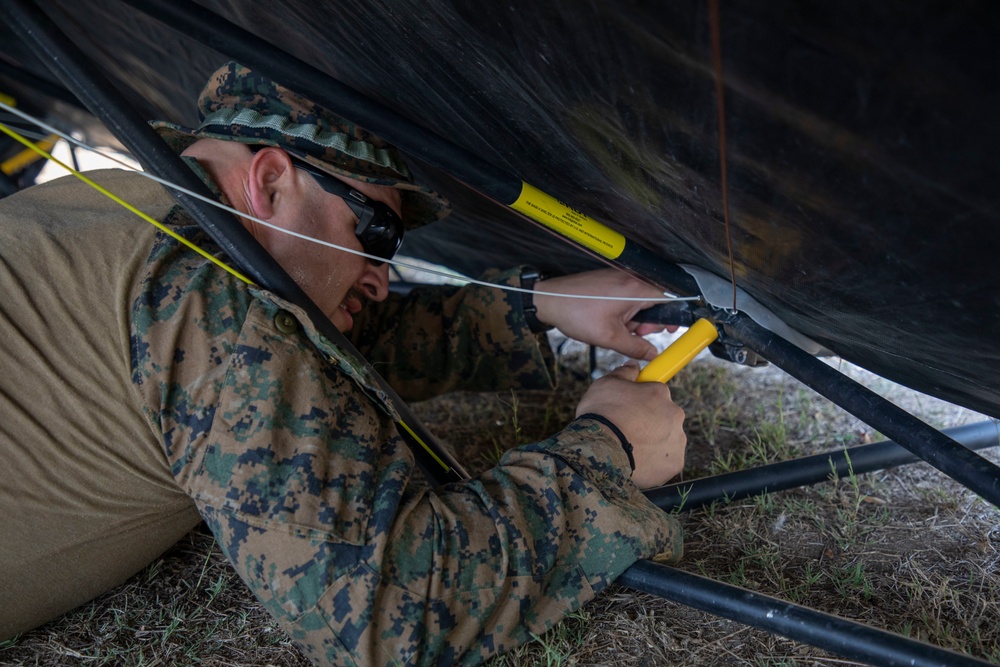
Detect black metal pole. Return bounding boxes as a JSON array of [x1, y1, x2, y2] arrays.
[[646, 420, 1000, 512], [120, 0, 702, 298], [726, 314, 1000, 509], [0, 58, 86, 110], [0, 0, 467, 485], [619, 561, 996, 667]]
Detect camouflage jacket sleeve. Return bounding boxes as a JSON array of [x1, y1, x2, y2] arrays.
[[348, 268, 556, 401], [133, 224, 682, 667]]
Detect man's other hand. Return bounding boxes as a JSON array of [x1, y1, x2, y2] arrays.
[[575, 361, 687, 489], [532, 269, 675, 361]]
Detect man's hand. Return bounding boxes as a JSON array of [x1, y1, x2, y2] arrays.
[[531, 269, 674, 361], [575, 362, 687, 489]]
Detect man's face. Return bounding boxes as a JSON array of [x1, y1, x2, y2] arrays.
[[283, 170, 400, 332]]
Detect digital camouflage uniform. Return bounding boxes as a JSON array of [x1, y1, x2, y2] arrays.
[[0, 61, 683, 666], [132, 170, 681, 665]]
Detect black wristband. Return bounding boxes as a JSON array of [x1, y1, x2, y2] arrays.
[[577, 412, 636, 471], [520, 267, 553, 334]]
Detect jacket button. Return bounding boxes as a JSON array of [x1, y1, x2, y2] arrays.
[[274, 310, 299, 334]]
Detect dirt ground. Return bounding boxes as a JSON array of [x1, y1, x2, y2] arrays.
[[2, 335, 997, 666]]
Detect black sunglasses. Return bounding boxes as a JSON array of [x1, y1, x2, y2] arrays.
[[253, 148, 404, 265]]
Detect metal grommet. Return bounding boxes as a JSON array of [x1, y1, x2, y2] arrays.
[[274, 310, 299, 334]]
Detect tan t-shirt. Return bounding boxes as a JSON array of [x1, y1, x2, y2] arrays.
[[0, 170, 200, 637]]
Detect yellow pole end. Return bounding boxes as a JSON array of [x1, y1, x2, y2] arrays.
[[637, 318, 719, 384], [1, 133, 58, 176]]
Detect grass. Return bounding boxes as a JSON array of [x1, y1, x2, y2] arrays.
[[486, 610, 591, 667], [2, 345, 998, 666]]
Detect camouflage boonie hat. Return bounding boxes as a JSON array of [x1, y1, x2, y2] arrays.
[[151, 61, 450, 228]]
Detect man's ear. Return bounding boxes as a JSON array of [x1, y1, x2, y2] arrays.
[[246, 147, 295, 220]]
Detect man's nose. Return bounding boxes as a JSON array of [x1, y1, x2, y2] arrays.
[[358, 261, 389, 301]]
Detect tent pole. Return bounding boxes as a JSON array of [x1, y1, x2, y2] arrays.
[[619, 561, 996, 667], [646, 420, 999, 512], [725, 313, 1000, 509]]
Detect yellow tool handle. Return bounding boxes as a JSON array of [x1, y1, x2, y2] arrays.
[[637, 318, 719, 384]]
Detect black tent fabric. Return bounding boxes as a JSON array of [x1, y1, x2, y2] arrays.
[[1, 0, 998, 418]]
